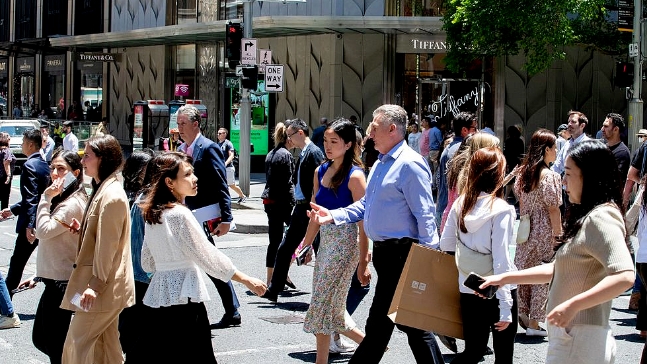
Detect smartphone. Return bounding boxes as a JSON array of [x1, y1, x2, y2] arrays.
[[296, 245, 312, 266], [53, 216, 73, 230], [464, 272, 498, 299], [202, 217, 222, 236], [63, 172, 76, 189], [10, 286, 31, 294]]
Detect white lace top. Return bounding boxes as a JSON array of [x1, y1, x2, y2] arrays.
[[142, 205, 236, 308]]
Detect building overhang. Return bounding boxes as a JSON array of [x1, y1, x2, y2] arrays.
[[48, 16, 444, 50]]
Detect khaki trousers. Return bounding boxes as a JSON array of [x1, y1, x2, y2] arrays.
[[62, 309, 124, 364]]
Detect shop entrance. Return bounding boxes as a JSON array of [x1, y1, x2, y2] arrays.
[[417, 78, 483, 126]]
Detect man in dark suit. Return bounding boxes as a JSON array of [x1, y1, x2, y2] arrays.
[[2, 129, 50, 294], [262, 118, 325, 302], [176, 105, 241, 329]]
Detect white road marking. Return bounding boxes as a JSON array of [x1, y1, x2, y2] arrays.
[[0, 337, 12, 349], [215, 344, 312, 357], [3, 232, 16, 238]]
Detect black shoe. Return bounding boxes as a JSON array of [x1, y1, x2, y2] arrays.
[[261, 289, 278, 303], [285, 279, 296, 290], [211, 313, 241, 329]]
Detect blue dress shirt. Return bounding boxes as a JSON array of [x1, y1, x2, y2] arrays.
[[330, 140, 439, 246], [551, 133, 590, 175]]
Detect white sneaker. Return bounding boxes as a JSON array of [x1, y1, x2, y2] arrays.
[[0, 313, 20, 329], [329, 334, 356, 353], [526, 327, 548, 337]]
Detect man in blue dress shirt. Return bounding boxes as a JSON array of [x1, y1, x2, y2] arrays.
[[309, 104, 444, 364]]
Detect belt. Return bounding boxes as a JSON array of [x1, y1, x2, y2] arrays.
[[373, 237, 417, 247], [295, 199, 310, 205]]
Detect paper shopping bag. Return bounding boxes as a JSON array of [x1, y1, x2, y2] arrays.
[[387, 244, 463, 339]]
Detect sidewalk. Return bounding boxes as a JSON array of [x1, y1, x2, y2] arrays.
[[231, 173, 269, 234]]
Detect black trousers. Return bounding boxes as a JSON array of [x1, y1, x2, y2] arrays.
[[32, 280, 73, 364], [119, 281, 154, 364], [349, 241, 445, 364], [6, 232, 38, 294], [268, 203, 310, 294], [0, 175, 10, 209], [637, 263, 647, 331], [452, 290, 518, 364], [204, 232, 240, 316], [264, 202, 293, 268]]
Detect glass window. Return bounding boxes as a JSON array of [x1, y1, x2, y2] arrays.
[[398, 0, 446, 16], [43, 0, 68, 36], [177, 0, 197, 24], [15, 0, 36, 39], [0, 0, 9, 42], [176, 45, 196, 99]]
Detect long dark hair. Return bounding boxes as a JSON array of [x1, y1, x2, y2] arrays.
[[519, 129, 556, 193], [559, 140, 624, 246], [459, 147, 506, 233], [50, 149, 86, 212], [324, 118, 363, 192], [123, 150, 155, 207], [141, 152, 192, 225]]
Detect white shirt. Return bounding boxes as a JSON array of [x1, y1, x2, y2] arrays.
[[142, 205, 236, 308], [63, 132, 78, 152]]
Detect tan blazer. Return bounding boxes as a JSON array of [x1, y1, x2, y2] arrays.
[[62, 173, 135, 312]]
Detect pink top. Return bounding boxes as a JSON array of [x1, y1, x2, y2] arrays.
[[440, 187, 458, 235], [419, 128, 431, 156]]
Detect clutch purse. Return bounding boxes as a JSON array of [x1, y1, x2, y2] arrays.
[[516, 214, 530, 245]]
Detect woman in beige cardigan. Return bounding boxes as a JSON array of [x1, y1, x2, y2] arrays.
[[61, 135, 135, 364], [18, 150, 88, 364]]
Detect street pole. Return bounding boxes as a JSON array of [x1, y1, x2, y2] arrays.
[[238, 0, 253, 196], [628, 0, 643, 153]]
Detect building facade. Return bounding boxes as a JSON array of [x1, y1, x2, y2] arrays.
[[0, 0, 635, 164]]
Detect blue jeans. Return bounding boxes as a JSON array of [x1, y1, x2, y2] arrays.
[[0, 271, 14, 316]]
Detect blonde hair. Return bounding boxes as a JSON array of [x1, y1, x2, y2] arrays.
[[273, 122, 288, 145], [447, 132, 500, 195]]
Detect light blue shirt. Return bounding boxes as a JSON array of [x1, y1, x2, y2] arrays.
[[551, 133, 590, 175], [330, 140, 439, 246], [40, 136, 55, 162], [429, 127, 443, 151]]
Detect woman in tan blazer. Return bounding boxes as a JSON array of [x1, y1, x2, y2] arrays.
[[61, 134, 135, 364]]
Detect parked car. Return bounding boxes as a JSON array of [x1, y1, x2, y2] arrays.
[[0, 119, 40, 170]]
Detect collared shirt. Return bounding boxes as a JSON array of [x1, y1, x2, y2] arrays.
[[179, 132, 202, 157], [294, 141, 313, 201], [62, 132, 78, 152], [551, 133, 589, 175], [330, 140, 439, 246], [429, 126, 443, 150], [40, 136, 55, 162]]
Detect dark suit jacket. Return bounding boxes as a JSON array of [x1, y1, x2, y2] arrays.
[[293, 142, 325, 201], [183, 135, 233, 223], [10, 152, 50, 232]]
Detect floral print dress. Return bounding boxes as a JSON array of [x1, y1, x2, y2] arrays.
[[513, 170, 562, 321]]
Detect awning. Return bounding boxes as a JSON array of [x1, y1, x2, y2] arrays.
[[48, 16, 444, 49]]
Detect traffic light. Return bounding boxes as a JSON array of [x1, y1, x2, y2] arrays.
[[226, 23, 242, 69], [616, 62, 633, 88], [241, 65, 258, 90]]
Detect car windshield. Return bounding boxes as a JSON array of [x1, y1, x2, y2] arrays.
[[0, 125, 33, 137]]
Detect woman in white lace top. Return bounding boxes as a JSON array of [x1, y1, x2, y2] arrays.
[[140, 152, 266, 363]]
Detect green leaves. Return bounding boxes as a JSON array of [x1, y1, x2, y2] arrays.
[[443, 0, 628, 74]]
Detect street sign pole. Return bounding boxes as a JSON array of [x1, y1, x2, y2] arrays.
[[629, 0, 643, 154], [238, 0, 253, 196]]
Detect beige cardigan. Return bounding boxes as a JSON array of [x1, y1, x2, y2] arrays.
[[35, 188, 88, 281]]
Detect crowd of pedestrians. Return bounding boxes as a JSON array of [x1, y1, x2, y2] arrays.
[[0, 103, 643, 364]]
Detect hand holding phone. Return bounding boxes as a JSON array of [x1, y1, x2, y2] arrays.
[[296, 245, 312, 266], [464, 272, 498, 299]]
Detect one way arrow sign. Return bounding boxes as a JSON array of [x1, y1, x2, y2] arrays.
[[264, 65, 284, 92], [241, 38, 257, 65]]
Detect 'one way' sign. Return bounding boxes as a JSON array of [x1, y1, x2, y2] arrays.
[[264, 65, 284, 92]]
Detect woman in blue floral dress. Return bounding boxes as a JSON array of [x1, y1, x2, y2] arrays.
[[299, 118, 370, 364]]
